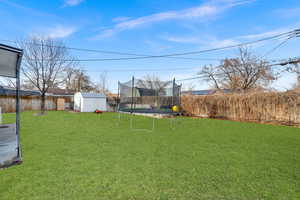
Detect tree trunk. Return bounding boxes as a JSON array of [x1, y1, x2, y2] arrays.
[[41, 93, 46, 114]]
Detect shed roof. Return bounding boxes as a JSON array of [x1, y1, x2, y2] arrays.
[[79, 92, 106, 98]]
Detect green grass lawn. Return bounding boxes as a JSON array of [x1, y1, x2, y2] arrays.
[[0, 111, 300, 200]]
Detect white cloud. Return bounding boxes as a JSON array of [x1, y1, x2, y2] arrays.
[[0, 0, 56, 17], [236, 29, 291, 40], [95, 0, 253, 39], [43, 25, 77, 38], [161, 35, 204, 44], [63, 0, 85, 7], [161, 34, 239, 49], [162, 25, 298, 49]]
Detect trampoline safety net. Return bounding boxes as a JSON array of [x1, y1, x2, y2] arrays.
[[118, 77, 181, 114]]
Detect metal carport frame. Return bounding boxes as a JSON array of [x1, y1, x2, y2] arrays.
[[0, 43, 23, 168]]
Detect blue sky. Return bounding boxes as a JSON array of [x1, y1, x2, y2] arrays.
[[0, 0, 300, 92]]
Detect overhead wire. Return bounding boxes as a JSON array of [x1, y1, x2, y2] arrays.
[[175, 31, 300, 83], [1, 29, 299, 81], [1, 28, 299, 62], [0, 39, 229, 62], [89, 67, 200, 72], [175, 57, 300, 82], [76, 29, 298, 61], [51, 32, 294, 62], [86, 58, 299, 73], [262, 36, 293, 58]]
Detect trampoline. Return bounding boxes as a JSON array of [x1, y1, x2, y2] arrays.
[[118, 77, 181, 114], [117, 76, 181, 131], [0, 43, 23, 169]]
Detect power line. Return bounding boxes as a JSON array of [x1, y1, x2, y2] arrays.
[[33, 33, 291, 62], [176, 57, 300, 82], [86, 58, 294, 73], [262, 36, 293, 58], [2, 28, 299, 62], [56, 57, 222, 62], [73, 32, 297, 62], [0, 39, 226, 62], [70, 29, 298, 61], [89, 67, 200, 72]]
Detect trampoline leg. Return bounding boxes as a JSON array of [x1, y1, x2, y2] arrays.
[[130, 115, 133, 129], [170, 117, 175, 130], [116, 112, 121, 127], [152, 118, 155, 132]]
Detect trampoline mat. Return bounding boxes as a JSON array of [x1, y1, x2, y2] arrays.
[[0, 123, 20, 168]]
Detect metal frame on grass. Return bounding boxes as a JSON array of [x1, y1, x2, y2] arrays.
[[0, 43, 23, 168]]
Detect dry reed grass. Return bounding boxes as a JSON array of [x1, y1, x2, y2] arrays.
[[181, 92, 300, 126]]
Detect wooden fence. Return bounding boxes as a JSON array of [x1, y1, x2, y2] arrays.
[[181, 92, 300, 125], [0, 96, 72, 113]]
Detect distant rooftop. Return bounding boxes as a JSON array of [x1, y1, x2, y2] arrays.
[[0, 86, 40, 96], [182, 89, 232, 95], [78, 92, 106, 98], [46, 88, 76, 96]]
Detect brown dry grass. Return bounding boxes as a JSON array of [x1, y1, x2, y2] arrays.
[[181, 92, 300, 126]]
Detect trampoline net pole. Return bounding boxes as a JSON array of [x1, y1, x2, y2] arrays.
[[131, 76, 134, 114], [172, 78, 175, 107], [117, 81, 120, 111]]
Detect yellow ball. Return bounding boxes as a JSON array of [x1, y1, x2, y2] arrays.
[[172, 105, 179, 112]]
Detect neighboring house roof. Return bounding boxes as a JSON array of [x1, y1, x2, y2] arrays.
[[46, 88, 76, 96], [106, 93, 118, 98], [182, 89, 233, 95], [0, 86, 40, 96], [78, 92, 106, 98], [182, 90, 215, 95]]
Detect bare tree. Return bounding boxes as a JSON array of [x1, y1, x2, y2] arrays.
[[63, 67, 94, 92], [199, 48, 276, 92], [64, 66, 80, 91], [285, 59, 300, 91], [20, 36, 74, 113], [76, 70, 94, 92], [136, 74, 170, 95], [292, 63, 300, 88], [95, 72, 110, 94]]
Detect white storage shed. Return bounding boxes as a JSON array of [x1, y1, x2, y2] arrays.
[[74, 92, 107, 112]]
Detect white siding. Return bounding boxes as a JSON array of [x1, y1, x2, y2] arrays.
[[73, 93, 82, 112], [73, 92, 107, 112], [81, 98, 106, 112]]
